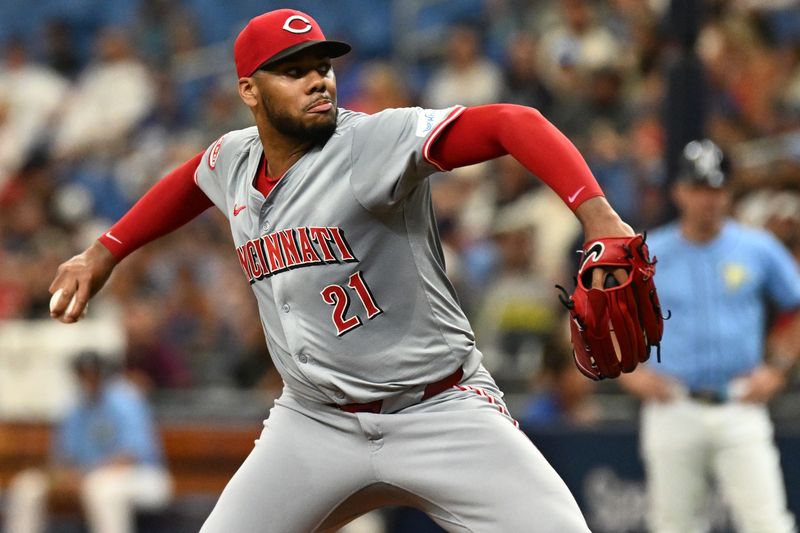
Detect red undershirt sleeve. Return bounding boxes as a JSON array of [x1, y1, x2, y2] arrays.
[[426, 104, 604, 211], [97, 152, 213, 261]]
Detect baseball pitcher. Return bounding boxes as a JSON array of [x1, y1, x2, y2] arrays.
[[49, 9, 662, 532]]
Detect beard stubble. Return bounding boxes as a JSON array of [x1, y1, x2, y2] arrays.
[[264, 95, 337, 146]]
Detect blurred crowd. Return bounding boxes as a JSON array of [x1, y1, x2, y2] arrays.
[[2, 0, 800, 426]]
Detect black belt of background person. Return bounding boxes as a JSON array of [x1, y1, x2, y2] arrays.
[[334, 367, 465, 414], [688, 389, 729, 405]]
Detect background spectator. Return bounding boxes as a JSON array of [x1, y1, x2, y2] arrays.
[[3, 350, 172, 533], [0, 39, 68, 187], [422, 23, 503, 108], [474, 204, 558, 381], [521, 342, 601, 428]]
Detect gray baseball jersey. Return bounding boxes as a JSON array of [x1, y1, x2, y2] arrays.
[[194, 106, 591, 532], [195, 106, 482, 405]]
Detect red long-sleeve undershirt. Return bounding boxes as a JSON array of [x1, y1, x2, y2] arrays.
[[98, 152, 212, 260], [429, 104, 603, 205], [98, 104, 603, 261]]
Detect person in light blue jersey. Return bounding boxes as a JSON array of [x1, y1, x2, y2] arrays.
[[3, 351, 172, 533], [620, 139, 800, 533]]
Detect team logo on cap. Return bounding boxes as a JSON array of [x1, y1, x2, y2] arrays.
[[283, 15, 313, 34]]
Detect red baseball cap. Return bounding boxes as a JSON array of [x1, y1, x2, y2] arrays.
[[234, 9, 351, 78]]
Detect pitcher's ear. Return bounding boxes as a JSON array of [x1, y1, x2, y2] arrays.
[[238, 77, 259, 108]]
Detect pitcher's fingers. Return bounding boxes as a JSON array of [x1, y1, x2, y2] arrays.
[[49, 288, 64, 316], [49, 262, 73, 293], [49, 282, 77, 319], [64, 279, 91, 322], [591, 267, 627, 288], [48, 273, 61, 294], [591, 267, 605, 289]]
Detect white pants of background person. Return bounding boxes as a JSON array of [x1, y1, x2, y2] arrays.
[[4, 465, 172, 533], [641, 396, 797, 533]]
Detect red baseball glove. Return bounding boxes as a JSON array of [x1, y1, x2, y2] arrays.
[[557, 234, 666, 380]]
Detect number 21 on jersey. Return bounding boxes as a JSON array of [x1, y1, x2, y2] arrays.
[[320, 271, 383, 336]]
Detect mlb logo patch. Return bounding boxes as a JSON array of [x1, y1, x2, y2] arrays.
[[416, 109, 446, 137]]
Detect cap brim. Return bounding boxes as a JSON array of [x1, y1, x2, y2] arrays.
[[257, 40, 351, 72]]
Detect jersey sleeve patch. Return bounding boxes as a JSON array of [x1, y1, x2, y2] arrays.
[[415, 109, 451, 138], [421, 106, 466, 172], [208, 135, 225, 169]]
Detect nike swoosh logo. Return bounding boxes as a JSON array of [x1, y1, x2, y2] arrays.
[[233, 204, 247, 216], [104, 231, 122, 244], [568, 186, 586, 204]]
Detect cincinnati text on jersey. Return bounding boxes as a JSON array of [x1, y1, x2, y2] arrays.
[[236, 226, 357, 283]]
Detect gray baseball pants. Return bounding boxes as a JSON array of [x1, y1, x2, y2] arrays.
[[200, 368, 590, 533]]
